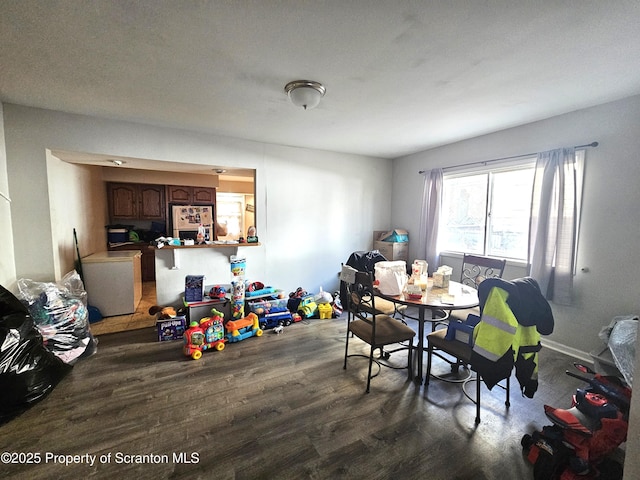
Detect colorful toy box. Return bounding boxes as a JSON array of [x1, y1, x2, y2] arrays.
[[248, 297, 289, 315], [157, 316, 187, 341]]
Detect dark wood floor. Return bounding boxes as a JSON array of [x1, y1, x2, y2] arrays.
[[0, 311, 625, 480]]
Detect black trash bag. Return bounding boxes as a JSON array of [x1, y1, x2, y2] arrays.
[[339, 250, 388, 309], [0, 284, 72, 426]]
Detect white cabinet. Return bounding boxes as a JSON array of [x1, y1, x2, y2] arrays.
[[82, 251, 142, 317]]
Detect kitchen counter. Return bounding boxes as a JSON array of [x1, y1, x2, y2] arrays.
[[82, 250, 142, 317], [83, 250, 143, 262]]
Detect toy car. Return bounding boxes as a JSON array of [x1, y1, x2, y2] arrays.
[[297, 294, 318, 318], [259, 311, 293, 329]]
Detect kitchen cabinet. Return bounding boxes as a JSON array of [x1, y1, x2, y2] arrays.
[[167, 185, 216, 205], [108, 183, 165, 221]]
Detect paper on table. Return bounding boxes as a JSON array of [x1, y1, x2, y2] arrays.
[[439, 293, 455, 305]]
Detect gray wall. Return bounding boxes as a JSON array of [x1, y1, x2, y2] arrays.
[[1, 104, 391, 299], [391, 95, 640, 359]]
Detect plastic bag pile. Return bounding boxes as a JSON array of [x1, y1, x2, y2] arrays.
[[1, 270, 98, 425], [0, 284, 71, 425], [17, 270, 97, 365], [598, 314, 638, 387]]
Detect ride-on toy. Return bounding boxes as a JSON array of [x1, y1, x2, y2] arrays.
[[225, 312, 263, 343], [521, 363, 631, 479], [183, 308, 227, 360]]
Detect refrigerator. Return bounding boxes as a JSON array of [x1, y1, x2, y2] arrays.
[[172, 205, 214, 240]]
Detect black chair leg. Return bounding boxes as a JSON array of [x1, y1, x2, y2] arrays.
[[366, 346, 374, 393], [425, 345, 432, 385], [475, 374, 481, 424], [343, 328, 350, 370], [505, 376, 510, 407]]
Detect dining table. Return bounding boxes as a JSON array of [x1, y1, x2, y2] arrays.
[[375, 279, 479, 384]]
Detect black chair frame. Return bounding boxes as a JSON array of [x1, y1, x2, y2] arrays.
[[343, 271, 416, 393], [425, 329, 510, 424]]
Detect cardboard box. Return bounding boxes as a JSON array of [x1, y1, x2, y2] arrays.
[[157, 316, 187, 341], [374, 229, 409, 243], [374, 240, 409, 262]]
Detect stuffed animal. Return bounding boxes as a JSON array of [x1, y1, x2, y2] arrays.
[[149, 305, 177, 319]]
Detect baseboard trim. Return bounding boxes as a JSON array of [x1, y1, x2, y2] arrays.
[[540, 338, 593, 365]]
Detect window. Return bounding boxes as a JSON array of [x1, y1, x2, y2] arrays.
[[216, 193, 245, 240], [440, 161, 535, 260]]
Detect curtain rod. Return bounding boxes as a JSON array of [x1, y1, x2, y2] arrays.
[[418, 141, 598, 174]]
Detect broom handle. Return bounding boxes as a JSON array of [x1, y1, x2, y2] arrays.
[[73, 228, 84, 281]]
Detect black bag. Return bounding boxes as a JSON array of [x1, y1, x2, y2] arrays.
[[339, 250, 388, 309], [0, 285, 72, 425], [522, 426, 573, 480]]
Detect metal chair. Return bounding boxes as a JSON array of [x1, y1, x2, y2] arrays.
[[426, 323, 510, 424], [343, 271, 416, 393], [446, 254, 507, 323], [340, 255, 407, 321], [460, 253, 507, 289], [423, 256, 508, 422], [430, 254, 507, 330]]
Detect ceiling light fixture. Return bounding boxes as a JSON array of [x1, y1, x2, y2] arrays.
[[284, 80, 326, 110], [110, 159, 124, 166]]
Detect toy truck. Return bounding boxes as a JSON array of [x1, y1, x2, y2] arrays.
[[225, 312, 263, 343], [297, 294, 318, 318], [248, 297, 293, 329], [183, 309, 227, 360]]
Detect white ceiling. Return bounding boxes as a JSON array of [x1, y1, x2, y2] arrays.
[[2, 1, 640, 159]]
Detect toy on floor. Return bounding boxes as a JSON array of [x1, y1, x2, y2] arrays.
[[149, 305, 178, 319], [332, 292, 343, 317], [317, 303, 332, 319], [183, 308, 227, 360], [315, 287, 334, 319], [225, 312, 263, 343], [521, 363, 631, 479], [296, 294, 318, 319], [231, 280, 245, 319]]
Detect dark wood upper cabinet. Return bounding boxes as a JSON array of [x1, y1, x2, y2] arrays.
[[108, 183, 216, 224], [166, 185, 191, 204], [108, 183, 165, 221], [167, 185, 216, 205], [139, 185, 165, 218], [192, 186, 216, 204], [108, 183, 138, 219]]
